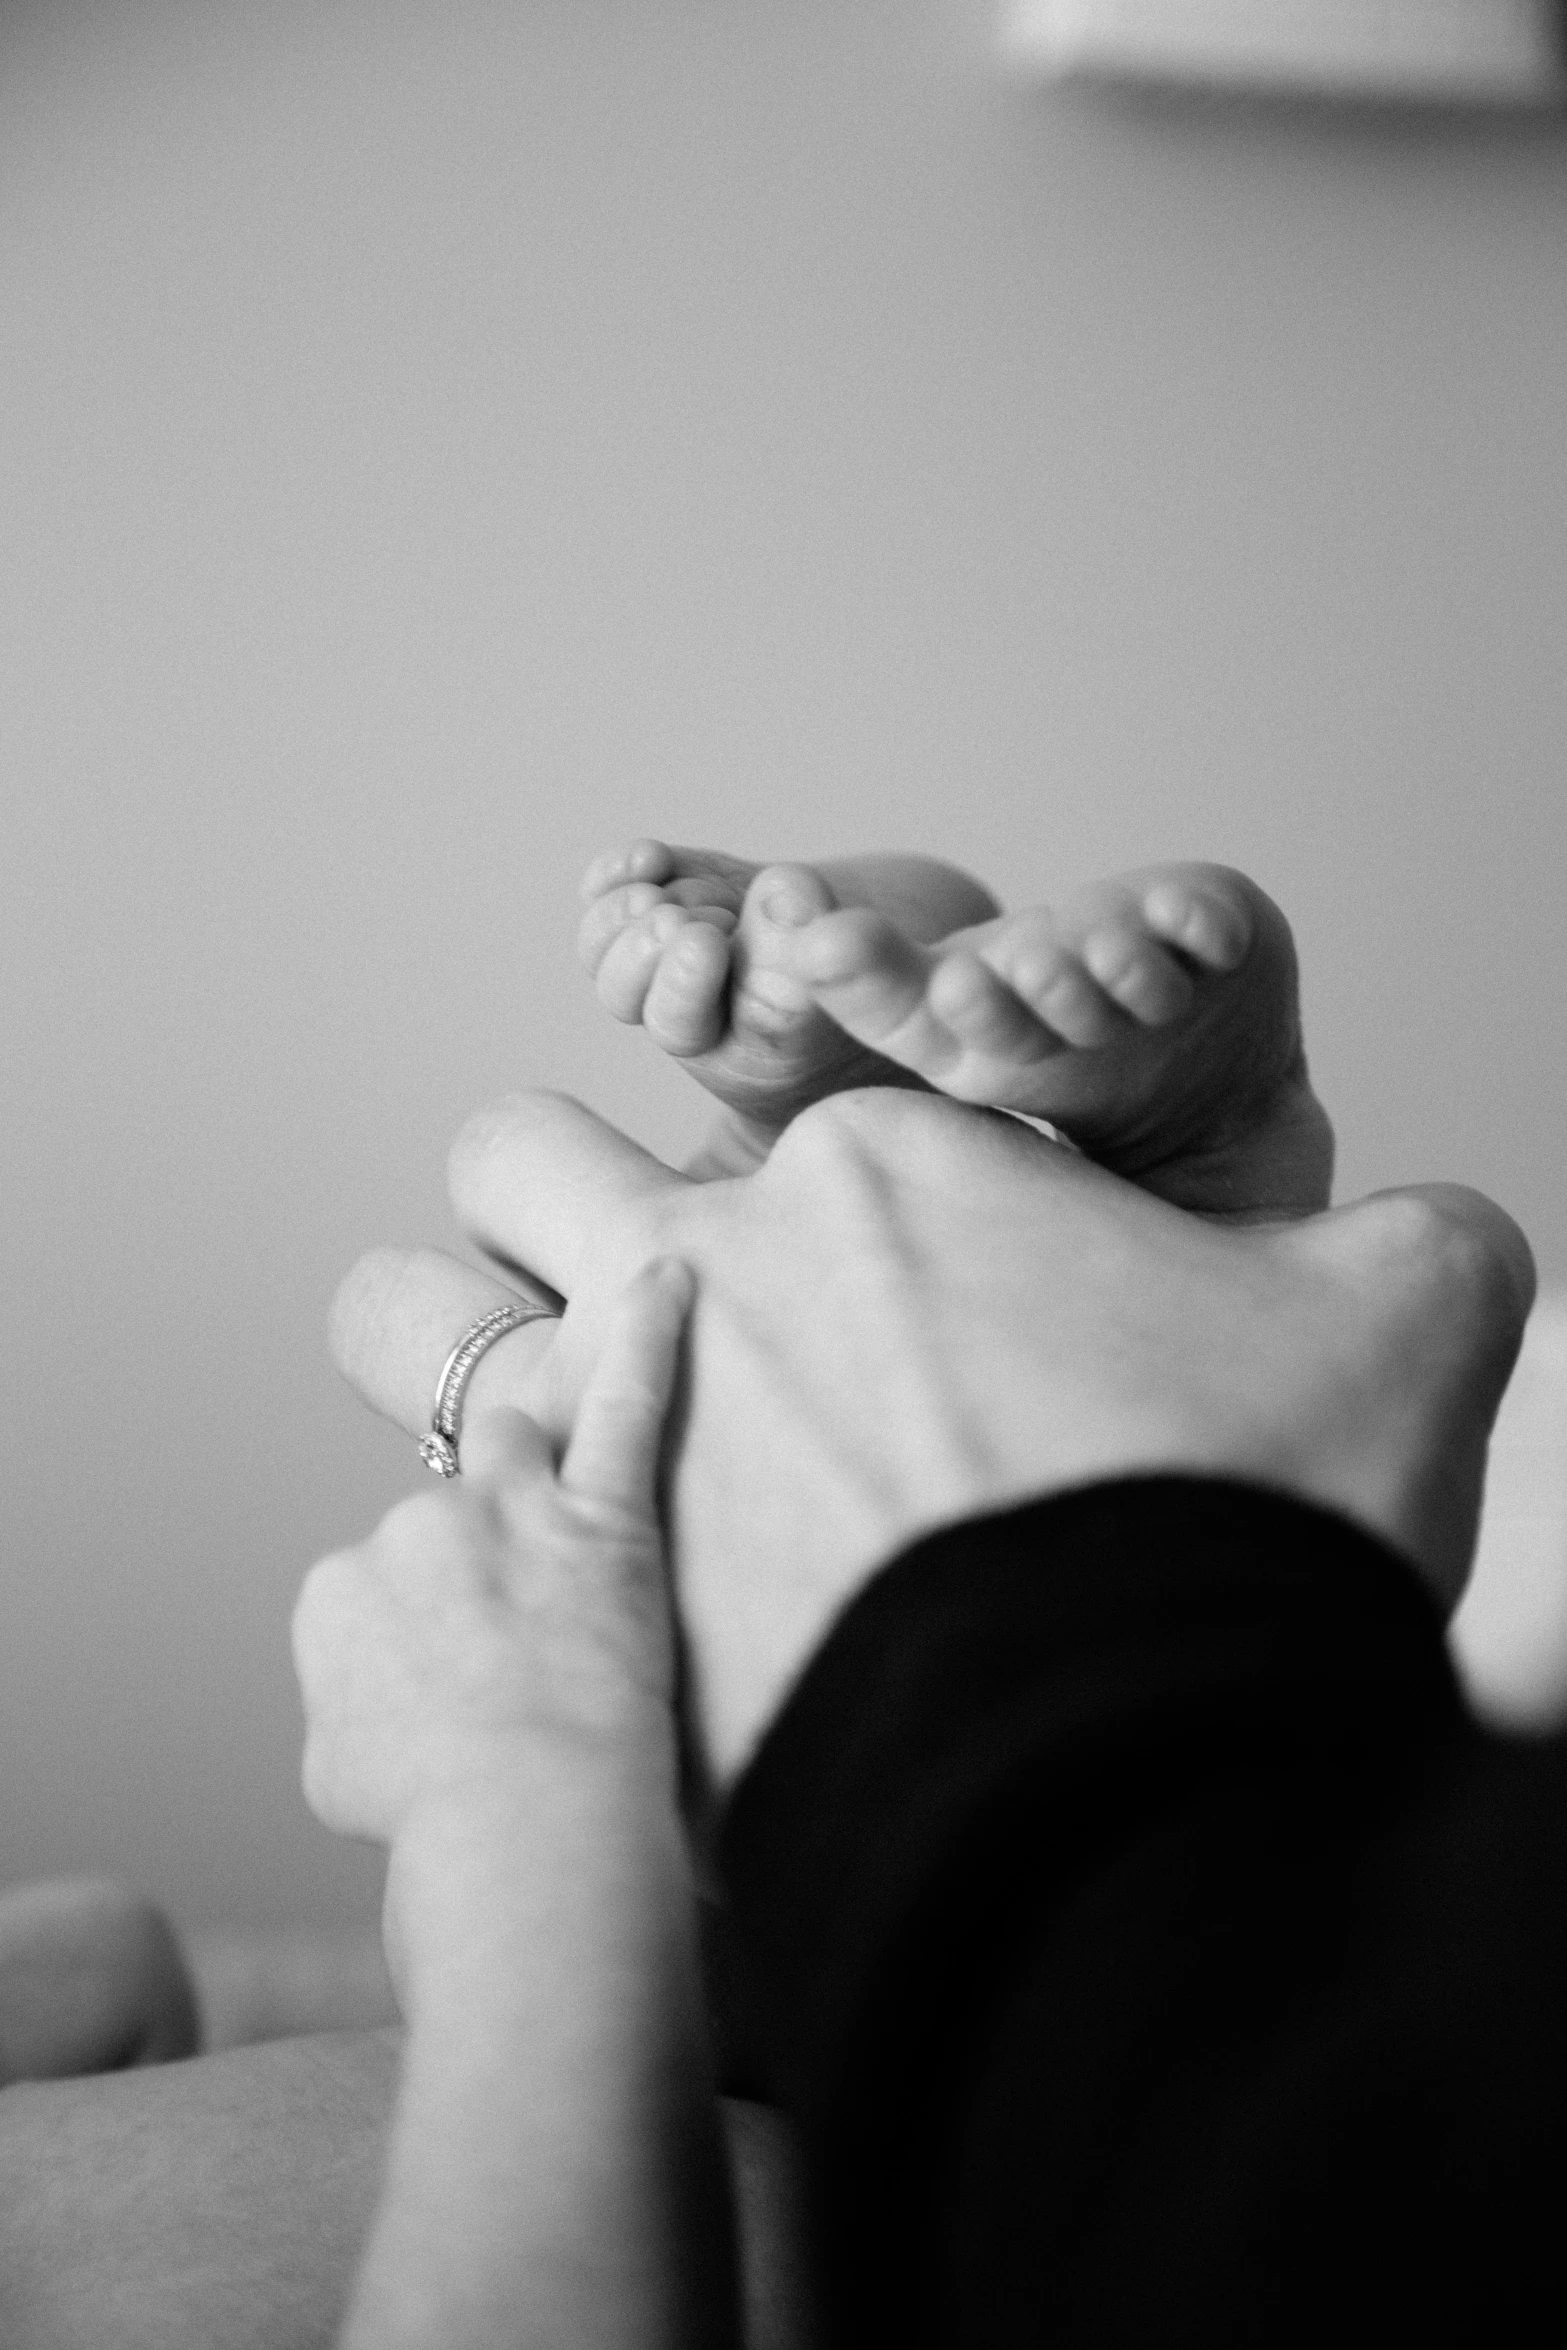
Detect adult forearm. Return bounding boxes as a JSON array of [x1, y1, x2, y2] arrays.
[[721, 1478, 1516, 2346], [342, 1769, 736, 2350]]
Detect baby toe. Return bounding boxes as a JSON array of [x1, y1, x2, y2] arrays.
[[928, 952, 1053, 1065], [782, 905, 905, 989], [577, 880, 668, 974], [593, 915, 670, 1022], [664, 876, 747, 917], [1140, 878, 1252, 972], [578, 837, 675, 904], [742, 862, 839, 936], [993, 934, 1123, 1050], [1080, 923, 1195, 1027], [642, 922, 733, 1057]]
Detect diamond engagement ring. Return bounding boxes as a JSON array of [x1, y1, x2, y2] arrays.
[[418, 1299, 562, 1478]]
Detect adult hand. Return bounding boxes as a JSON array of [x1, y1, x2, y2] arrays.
[[299, 1260, 735, 2350], [331, 1088, 1534, 1790], [297, 1258, 692, 1856]]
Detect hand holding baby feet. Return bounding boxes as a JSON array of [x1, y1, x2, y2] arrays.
[[579, 837, 1000, 1160], [775, 862, 1335, 1221]]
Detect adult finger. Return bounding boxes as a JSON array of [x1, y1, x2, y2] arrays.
[[329, 1247, 561, 1440], [448, 1090, 689, 1297], [458, 1403, 558, 1488], [559, 1258, 694, 1515]]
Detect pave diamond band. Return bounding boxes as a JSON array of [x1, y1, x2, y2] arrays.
[[418, 1299, 561, 1478]]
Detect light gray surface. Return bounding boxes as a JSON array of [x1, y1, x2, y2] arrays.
[[3, 0, 1565, 1927]]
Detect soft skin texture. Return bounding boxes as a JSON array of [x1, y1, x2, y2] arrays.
[[331, 1085, 1534, 1792], [0, 1099, 1522, 2349], [578, 843, 1333, 1217], [295, 1263, 737, 2350], [0, 1271, 776, 2350]]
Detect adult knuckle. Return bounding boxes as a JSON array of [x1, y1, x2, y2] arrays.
[[1420, 1191, 1535, 1324], [771, 1087, 969, 1204], [1358, 1186, 1534, 1342], [769, 1089, 885, 1173], [1368, 1189, 1482, 1284]]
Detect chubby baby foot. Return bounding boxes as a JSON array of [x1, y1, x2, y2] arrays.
[[578, 838, 998, 1161], [774, 863, 1334, 1220]]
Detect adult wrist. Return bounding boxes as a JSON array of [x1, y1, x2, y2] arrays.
[[385, 1738, 687, 1996]]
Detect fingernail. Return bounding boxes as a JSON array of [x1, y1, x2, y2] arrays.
[[762, 884, 817, 927]]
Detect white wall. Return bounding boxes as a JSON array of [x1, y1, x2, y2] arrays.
[[3, 0, 1565, 1929]]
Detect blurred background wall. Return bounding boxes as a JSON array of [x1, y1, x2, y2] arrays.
[[3, 0, 1565, 1932]]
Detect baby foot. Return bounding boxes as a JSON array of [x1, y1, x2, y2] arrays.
[[774, 863, 1334, 1220], [578, 838, 1000, 1164]]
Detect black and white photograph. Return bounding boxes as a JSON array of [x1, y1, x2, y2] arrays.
[[3, 3, 1566, 2342]]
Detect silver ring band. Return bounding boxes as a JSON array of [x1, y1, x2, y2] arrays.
[[418, 1300, 561, 1477]]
